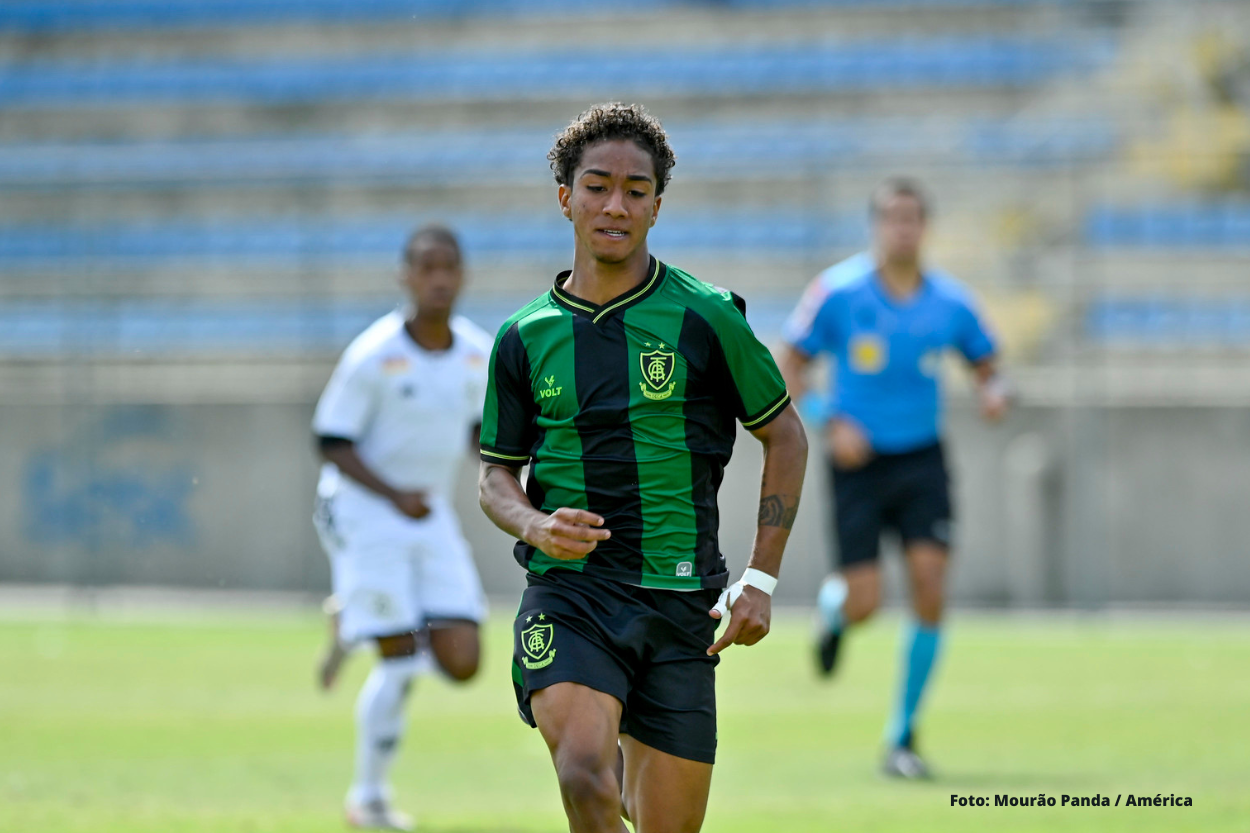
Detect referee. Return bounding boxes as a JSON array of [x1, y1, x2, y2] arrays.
[[779, 178, 1009, 779]]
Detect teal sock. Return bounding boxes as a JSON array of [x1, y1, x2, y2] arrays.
[[886, 620, 942, 749], [816, 575, 847, 633]]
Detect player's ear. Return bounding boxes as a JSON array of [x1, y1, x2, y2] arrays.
[[650, 195, 662, 227], [558, 184, 572, 221]]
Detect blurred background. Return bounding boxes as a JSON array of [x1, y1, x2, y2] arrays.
[[2, 0, 1249, 610], [4, 3, 1250, 833]]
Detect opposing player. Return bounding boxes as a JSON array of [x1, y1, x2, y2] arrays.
[[312, 225, 491, 829], [779, 178, 1009, 779], [478, 103, 808, 832]]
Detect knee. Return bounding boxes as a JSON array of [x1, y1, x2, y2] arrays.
[[844, 586, 881, 624], [555, 758, 619, 815], [439, 652, 479, 682]]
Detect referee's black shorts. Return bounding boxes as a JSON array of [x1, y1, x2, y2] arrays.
[[829, 441, 953, 568], [512, 569, 721, 765]]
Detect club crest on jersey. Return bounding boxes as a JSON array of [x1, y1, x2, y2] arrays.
[[639, 349, 676, 400], [520, 622, 556, 670]]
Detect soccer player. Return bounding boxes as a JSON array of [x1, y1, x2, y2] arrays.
[[478, 103, 808, 833], [312, 225, 492, 830], [779, 178, 1009, 779]]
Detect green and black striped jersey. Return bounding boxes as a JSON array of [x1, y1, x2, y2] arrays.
[[480, 257, 790, 591]]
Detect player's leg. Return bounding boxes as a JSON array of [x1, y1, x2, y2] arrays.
[[531, 683, 630, 833], [619, 735, 712, 833], [816, 458, 883, 675], [314, 496, 355, 690], [617, 587, 719, 833], [334, 546, 423, 829], [318, 595, 353, 690], [426, 619, 479, 682], [416, 509, 486, 682], [883, 444, 953, 778], [512, 572, 635, 832]]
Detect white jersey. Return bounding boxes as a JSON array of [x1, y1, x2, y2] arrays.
[[313, 311, 492, 514]]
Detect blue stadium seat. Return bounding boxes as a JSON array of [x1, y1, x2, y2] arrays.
[[0, 119, 1120, 188], [0, 37, 1116, 109], [0, 0, 1068, 33]]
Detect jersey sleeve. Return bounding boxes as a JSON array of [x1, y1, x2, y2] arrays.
[[782, 277, 840, 358], [954, 292, 997, 364], [312, 348, 378, 441], [711, 295, 791, 430], [479, 322, 539, 466]]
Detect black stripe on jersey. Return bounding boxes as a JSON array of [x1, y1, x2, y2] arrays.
[[678, 307, 731, 582], [571, 314, 643, 579], [482, 322, 538, 462]]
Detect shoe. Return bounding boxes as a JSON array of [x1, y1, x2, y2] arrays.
[[814, 574, 848, 677], [345, 799, 415, 831], [882, 742, 932, 780], [816, 626, 842, 677]]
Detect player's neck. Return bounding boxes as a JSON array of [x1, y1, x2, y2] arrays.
[[404, 311, 453, 351], [564, 246, 652, 305], [877, 257, 923, 300]]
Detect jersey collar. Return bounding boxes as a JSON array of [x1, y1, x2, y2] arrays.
[[550, 256, 665, 324]]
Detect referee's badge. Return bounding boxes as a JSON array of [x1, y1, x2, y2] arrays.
[[639, 348, 676, 401], [849, 334, 887, 374], [521, 621, 556, 670]]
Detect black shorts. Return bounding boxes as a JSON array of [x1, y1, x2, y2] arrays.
[[830, 441, 953, 568], [512, 569, 721, 765]]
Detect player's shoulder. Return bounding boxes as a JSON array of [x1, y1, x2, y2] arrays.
[[817, 251, 877, 298], [496, 292, 562, 342], [338, 310, 404, 368], [923, 267, 978, 309], [451, 315, 494, 356], [659, 262, 749, 325]]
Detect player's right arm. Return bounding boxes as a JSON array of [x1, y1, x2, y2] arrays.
[[478, 464, 610, 560], [477, 318, 610, 561], [313, 338, 429, 519], [317, 437, 429, 518]]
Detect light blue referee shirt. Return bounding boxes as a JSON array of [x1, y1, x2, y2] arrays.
[[783, 251, 997, 454]]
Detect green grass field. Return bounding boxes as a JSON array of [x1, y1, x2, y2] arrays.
[[1, 607, 1248, 832]]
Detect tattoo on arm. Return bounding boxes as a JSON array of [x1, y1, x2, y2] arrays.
[[758, 494, 799, 530]]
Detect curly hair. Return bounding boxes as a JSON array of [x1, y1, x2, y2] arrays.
[[548, 102, 676, 196]]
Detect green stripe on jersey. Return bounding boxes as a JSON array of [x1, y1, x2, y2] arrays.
[[623, 302, 698, 581]]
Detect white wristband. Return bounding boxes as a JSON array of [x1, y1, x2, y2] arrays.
[[741, 567, 778, 596], [711, 568, 778, 620]]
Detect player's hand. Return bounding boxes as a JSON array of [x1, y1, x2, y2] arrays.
[[707, 585, 771, 655], [979, 386, 1010, 423], [391, 490, 431, 519], [525, 507, 611, 561], [828, 418, 872, 470]]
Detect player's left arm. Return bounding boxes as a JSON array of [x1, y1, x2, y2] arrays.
[[954, 291, 1010, 423], [972, 358, 1010, 423], [708, 403, 808, 655]]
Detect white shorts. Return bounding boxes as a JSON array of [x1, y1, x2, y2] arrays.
[[314, 492, 487, 644]]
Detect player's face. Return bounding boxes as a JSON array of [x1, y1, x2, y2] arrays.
[[402, 241, 462, 315], [558, 139, 662, 265], [874, 193, 926, 263]]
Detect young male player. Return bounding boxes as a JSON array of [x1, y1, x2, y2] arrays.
[[779, 179, 1009, 779], [478, 103, 808, 833], [312, 225, 491, 830]]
